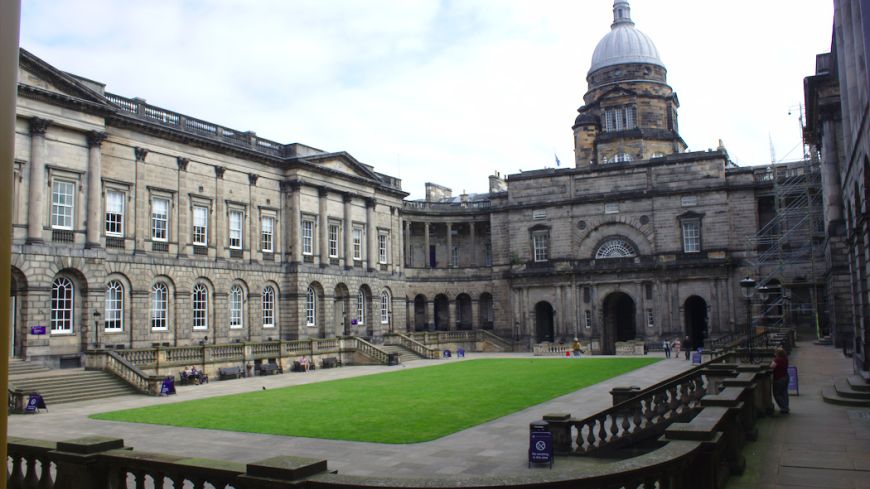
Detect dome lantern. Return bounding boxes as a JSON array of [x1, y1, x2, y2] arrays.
[[588, 0, 664, 75]]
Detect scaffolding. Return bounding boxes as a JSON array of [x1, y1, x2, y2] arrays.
[[747, 158, 825, 335]]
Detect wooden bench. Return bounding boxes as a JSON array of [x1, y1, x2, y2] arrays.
[[321, 357, 340, 369], [218, 366, 243, 380], [258, 363, 282, 376]]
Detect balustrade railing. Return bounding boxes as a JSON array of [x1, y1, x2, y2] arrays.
[[208, 344, 245, 361], [313, 338, 340, 352], [115, 348, 157, 367], [533, 343, 571, 356], [165, 346, 202, 365], [384, 333, 440, 359], [104, 351, 162, 395], [351, 337, 390, 364], [478, 330, 513, 351], [250, 341, 281, 357]]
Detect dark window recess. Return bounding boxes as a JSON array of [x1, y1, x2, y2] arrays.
[[52, 230, 74, 243], [151, 241, 168, 252], [380, 264, 389, 272], [230, 249, 243, 259], [645, 283, 653, 300], [262, 252, 274, 261], [303, 255, 314, 263], [330, 258, 341, 266], [106, 237, 125, 249], [193, 245, 208, 256], [583, 287, 591, 304]]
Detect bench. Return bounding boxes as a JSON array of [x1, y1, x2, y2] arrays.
[[179, 371, 208, 385], [291, 361, 315, 372], [218, 366, 243, 380], [258, 363, 282, 376], [321, 357, 339, 369]]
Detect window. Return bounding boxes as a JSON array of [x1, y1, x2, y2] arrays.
[[484, 243, 492, 266], [682, 219, 701, 253], [105, 190, 124, 237], [51, 181, 75, 229], [602, 105, 637, 132], [151, 198, 169, 241], [378, 233, 388, 264], [262, 286, 275, 328], [380, 290, 390, 324], [328, 224, 339, 258], [356, 289, 366, 326], [352, 227, 362, 260], [613, 153, 632, 163], [229, 285, 243, 328], [451, 245, 459, 267], [261, 216, 274, 252], [595, 238, 636, 258], [302, 219, 314, 255], [50, 277, 74, 333], [584, 310, 592, 329], [646, 309, 655, 328], [229, 210, 243, 249], [604, 203, 619, 214], [151, 283, 168, 330], [193, 206, 208, 246], [533, 232, 549, 262], [104, 280, 123, 331], [305, 287, 316, 326], [192, 283, 208, 330]]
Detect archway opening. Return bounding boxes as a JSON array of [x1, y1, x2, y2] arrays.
[[479, 293, 494, 330], [456, 294, 472, 330], [434, 295, 449, 331], [413, 295, 427, 331], [684, 296, 708, 350], [534, 301, 555, 343], [603, 292, 636, 354]]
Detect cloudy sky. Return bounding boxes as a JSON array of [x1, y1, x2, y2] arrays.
[[21, 1, 834, 199]]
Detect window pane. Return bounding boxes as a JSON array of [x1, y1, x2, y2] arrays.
[[193, 206, 208, 245], [356, 289, 366, 326], [682, 221, 700, 253], [151, 283, 168, 330], [104, 280, 123, 331], [151, 198, 169, 241], [52, 181, 75, 229], [352, 228, 362, 260], [302, 220, 313, 255], [229, 211, 243, 249], [51, 277, 74, 333], [193, 284, 208, 329], [261, 217, 273, 252], [262, 286, 274, 327], [328, 225, 339, 257], [230, 286, 243, 327], [306, 287, 316, 326]]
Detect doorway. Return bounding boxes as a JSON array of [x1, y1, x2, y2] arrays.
[[684, 296, 708, 350], [602, 292, 636, 354], [534, 301, 555, 343]]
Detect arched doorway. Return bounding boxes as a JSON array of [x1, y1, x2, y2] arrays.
[[684, 296, 708, 350], [434, 294, 449, 331], [602, 292, 636, 354], [534, 301, 555, 343], [456, 294, 472, 330], [414, 295, 427, 331], [334, 284, 350, 337]]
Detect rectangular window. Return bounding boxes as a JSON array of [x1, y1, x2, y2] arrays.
[[378, 233, 388, 264], [328, 224, 339, 258], [682, 220, 701, 253], [151, 198, 169, 241], [584, 310, 592, 329], [533, 233, 549, 262], [261, 216, 274, 252], [229, 210, 243, 249], [105, 190, 124, 237], [624, 106, 636, 129], [352, 227, 362, 260], [51, 181, 75, 229], [451, 245, 459, 267], [646, 309, 655, 328], [193, 206, 208, 246], [302, 219, 314, 255]]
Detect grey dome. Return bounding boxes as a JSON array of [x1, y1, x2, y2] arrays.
[[588, 1, 664, 74]]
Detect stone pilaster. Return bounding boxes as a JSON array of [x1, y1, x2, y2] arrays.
[[469, 222, 476, 267], [424, 222, 430, 268], [318, 187, 328, 266], [343, 193, 353, 269], [26, 117, 50, 244], [366, 198, 376, 271], [85, 131, 107, 249], [176, 157, 189, 256], [404, 220, 411, 267], [446, 222, 453, 268], [133, 147, 149, 253], [288, 181, 302, 264]]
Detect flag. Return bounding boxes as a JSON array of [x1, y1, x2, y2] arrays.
[[554, 153, 561, 167]]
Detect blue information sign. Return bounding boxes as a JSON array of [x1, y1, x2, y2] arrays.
[[160, 377, 176, 396], [787, 366, 799, 395], [691, 350, 702, 365], [30, 326, 46, 335], [529, 431, 553, 468], [25, 393, 46, 413]]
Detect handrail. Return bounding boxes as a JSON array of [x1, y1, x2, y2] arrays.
[[384, 333, 440, 359], [478, 330, 513, 351], [98, 350, 163, 396], [351, 337, 391, 364]]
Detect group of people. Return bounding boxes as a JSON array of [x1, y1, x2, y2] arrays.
[[662, 335, 692, 359], [182, 365, 207, 385]]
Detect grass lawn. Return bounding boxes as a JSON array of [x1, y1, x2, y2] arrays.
[[91, 357, 659, 443]]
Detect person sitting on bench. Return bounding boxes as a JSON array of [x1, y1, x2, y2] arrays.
[[298, 356, 310, 372]]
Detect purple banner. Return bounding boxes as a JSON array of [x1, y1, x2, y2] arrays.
[[30, 326, 46, 335]]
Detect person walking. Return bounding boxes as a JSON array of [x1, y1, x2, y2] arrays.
[[663, 339, 671, 358], [684, 335, 691, 360], [770, 348, 790, 414], [672, 338, 681, 359]]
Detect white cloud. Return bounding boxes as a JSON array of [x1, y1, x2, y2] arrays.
[[20, 0, 834, 198]]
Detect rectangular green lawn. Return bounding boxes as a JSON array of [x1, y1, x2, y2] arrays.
[[92, 358, 659, 443]]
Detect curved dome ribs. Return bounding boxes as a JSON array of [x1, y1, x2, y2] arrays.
[[589, 0, 664, 75]]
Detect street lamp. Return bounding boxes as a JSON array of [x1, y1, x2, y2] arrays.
[[739, 277, 756, 363]]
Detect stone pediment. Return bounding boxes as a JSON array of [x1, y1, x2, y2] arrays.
[[598, 86, 638, 102], [18, 49, 108, 106], [301, 152, 379, 181]]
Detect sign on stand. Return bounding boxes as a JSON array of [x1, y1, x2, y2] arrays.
[[787, 366, 799, 395], [528, 431, 553, 468]]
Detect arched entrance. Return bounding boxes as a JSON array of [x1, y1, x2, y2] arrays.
[[334, 284, 350, 337], [456, 294, 472, 330], [434, 294, 449, 331], [602, 292, 636, 354], [534, 301, 555, 343], [684, 296, 708, 350], [413, 295, 427, 331]]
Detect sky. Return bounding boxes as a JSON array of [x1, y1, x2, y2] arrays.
[[20, 1, 835, 199]]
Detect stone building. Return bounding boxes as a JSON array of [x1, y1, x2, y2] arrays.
[[10, 1, 830, 366]]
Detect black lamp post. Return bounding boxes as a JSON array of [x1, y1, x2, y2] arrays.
[[739, 277, 756, 363]]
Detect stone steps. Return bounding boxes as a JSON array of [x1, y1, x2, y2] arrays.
[[10, 368, 141, 406], [380, 345, 425, 363], [847, 374, 870, 392], [822, 372, 870, 407], [8, 358, 51, 376]]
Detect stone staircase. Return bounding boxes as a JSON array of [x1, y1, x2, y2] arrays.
[[822, 370, 870, 407], [379, 344, 426, 364], [9, 358, 141, 406]]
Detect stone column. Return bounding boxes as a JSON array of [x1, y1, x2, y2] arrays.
[[404, 220, 411, 267], [85, 131, 107, 248], [289, 181, 301, 264], [821, 119, 843, 225], [366, 198, 377, 271], [471, 299, 480, 329], [392, 208, 401, 273], [318, 187, 329, 266], [133, 147, 149, 253], [424, 222, 430, 268], [177, 158, 189, 256], [426, 300, 435, 331], [448, 299, 456, 330], [446, 222, 453, 268], [343, 193, 353, 268], [469, 222, 476, 267], [26, 117, 50, 244]]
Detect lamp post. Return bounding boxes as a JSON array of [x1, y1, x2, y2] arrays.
[[739, 277, 756, 363]]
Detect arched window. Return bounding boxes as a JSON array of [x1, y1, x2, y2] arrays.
[[104, 280, 123, 331], [193, 283, 208, 330], [229, 285, 243, 328], [356, 289, 366, 326], [380, 290, 391, 324], [305, 287, 316, 326], [151, 282, 168, 330], [595, 238, 637, 259], [262, 286, 275, 328], [51, 277, 74, 333]]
